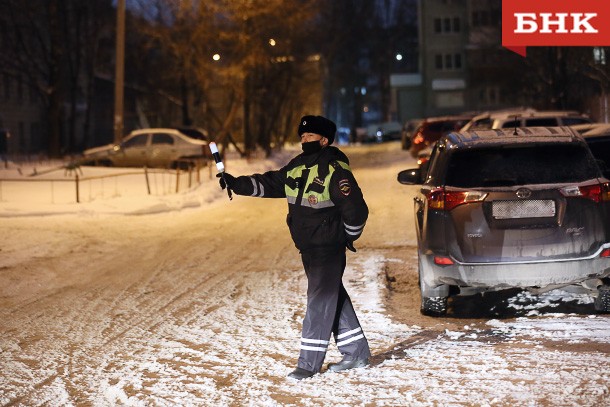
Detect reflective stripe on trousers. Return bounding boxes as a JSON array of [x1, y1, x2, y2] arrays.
[[297, 249, 371, 373]]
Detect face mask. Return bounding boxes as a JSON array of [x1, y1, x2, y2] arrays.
[[301, 140, 323, 155]]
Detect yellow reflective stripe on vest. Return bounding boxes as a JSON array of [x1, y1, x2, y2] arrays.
[[285, 161, 351, 209]]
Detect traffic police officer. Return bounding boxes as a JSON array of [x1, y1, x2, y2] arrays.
[[218, 115, 370, 380]]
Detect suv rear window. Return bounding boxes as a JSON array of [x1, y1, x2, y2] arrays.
[[445, 144, 600, 187]]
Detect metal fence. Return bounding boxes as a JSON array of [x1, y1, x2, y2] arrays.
[[0, 163, 214, 204]]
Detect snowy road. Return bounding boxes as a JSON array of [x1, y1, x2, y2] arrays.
[[1, 143, 609, 406]]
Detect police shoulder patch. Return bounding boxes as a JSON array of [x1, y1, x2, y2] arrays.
[[338, 178, 351, 196]]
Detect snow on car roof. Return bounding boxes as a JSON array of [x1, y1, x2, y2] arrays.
[[445, 126, 581, 148]]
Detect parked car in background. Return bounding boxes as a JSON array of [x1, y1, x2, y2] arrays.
[[401, 118, 424, 150], [415, 143, 435, 183], [460, 109, 592, 132], [397, 126, 610, 316], [362, 121, 403, 143], [409, 115, 472, 157], [81, 128, 209, 168], [336, 127, 352, 145]]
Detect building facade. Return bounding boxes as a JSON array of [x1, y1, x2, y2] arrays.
[[391, 0, 528, 124]]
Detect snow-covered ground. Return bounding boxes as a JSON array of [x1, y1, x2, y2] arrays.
[[0, 142, 609, 406]]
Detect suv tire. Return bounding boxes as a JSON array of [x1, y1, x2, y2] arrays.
[[421, 296, 448, 317], [594, 285, 610, 313]]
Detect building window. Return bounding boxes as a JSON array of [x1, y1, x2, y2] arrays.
[[434, 53, 463, 71], [434, 18, 442, 33], [445, 54, 453, 69], [479, 86, 501, 105], [434, 16, 461, 33], [444, 18, 451, 32], [473, 9, 499, 27], [454, 54, 462, 69], [472, 11, 491, 27], [435, 54, 443, 69]]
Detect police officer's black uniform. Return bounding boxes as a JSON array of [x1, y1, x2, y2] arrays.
[[219, 115, 370, 379]]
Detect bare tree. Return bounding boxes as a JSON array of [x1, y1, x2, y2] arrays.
[[130, 0, 320, 156], [0, 0, 115, 156]]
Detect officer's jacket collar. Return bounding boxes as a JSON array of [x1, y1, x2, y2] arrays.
[[294, 146, 348, 180]]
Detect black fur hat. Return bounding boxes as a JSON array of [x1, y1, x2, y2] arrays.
[[298, 115, 337, 144]]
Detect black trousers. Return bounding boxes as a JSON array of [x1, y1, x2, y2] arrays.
[[297, 249, 371, 372]]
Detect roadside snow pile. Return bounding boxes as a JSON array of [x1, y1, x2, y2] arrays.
[[0, 147, 298, 217]]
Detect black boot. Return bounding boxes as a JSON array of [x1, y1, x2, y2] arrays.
[[327, 357, 369, 372], [287, 367, 316, 380]]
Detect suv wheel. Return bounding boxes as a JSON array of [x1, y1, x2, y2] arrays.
[[421, 296, 448, 317], [594, 285, 610, 313]]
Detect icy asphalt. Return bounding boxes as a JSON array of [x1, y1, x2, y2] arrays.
[[0, 142, 608, 406]]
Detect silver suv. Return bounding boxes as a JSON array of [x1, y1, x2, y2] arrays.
[[398, 127, 610, 316]]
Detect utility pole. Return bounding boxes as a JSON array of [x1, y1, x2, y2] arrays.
[[114, 0, 126, 144]]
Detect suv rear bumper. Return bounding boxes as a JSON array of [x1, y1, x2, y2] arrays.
[[421, 243, 610, 294]]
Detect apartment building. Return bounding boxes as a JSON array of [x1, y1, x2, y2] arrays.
[[391, 0, 523, 122]]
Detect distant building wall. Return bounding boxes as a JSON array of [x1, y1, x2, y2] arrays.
[[0, 71, 46, 157]]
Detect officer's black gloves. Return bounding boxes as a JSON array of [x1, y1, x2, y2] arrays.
[[346, 240, 357, 253], [216, 172, 236, 190]]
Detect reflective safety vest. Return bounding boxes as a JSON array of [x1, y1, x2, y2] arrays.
[[285, 160, 351, 209]]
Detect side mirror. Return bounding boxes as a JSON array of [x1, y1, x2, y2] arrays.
[[397, 168, 422, 185]]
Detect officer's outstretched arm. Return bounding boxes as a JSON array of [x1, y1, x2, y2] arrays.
[[220, 167, 287, 198]]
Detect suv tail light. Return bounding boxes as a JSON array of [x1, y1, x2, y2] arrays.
[[434, 256, 454, 266], [427, 188, 488, 211], [560, 182, 610, 203], [413, 132, 424, 145]]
